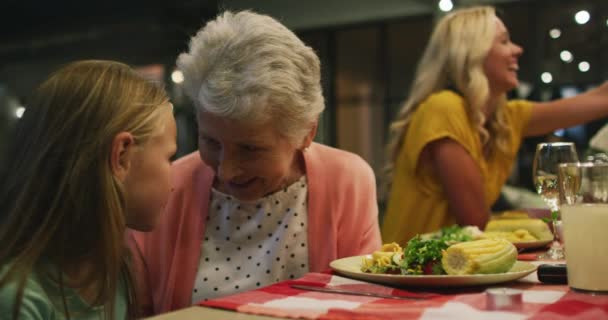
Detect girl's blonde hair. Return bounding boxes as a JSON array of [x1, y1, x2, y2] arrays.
[[0, 60, 169, 319], [385, 6, 510, 180]]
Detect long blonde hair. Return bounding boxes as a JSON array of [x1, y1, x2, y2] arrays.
[[385, 6, 510, 181], [0, 60, 169, 319]]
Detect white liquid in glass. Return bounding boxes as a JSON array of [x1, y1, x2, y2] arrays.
[[561, 204, 608, 292]]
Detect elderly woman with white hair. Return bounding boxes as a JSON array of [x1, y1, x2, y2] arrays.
[[130, 10, 381, 315]]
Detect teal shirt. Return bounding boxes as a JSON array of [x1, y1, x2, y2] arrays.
[[0, 265, 127, 319]]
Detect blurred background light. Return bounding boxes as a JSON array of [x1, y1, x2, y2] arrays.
[[438, 0, 453, 12], [549, 28, 561, 39], [15, 106, 25, 118], [541, 72, 553, 84], [574, 10, 590, 25], [578, 61, 590, 72], [171, 70, 184, 84], [559, 50, 573, 63]]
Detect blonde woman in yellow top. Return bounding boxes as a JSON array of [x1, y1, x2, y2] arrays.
[[382, 6, 608, 244]]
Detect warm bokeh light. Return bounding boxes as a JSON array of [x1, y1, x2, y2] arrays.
[[549, 28, 561, 39], [559, 50, 573, 63], [541, 72, 553, 84], [438, 0, 453, 12], [575, 10, 590, 25], [15, 106, 25, 118], [171, 70, 184, 84]]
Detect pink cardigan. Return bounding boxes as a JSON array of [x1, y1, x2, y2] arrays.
[[129, 142, 381, 315]]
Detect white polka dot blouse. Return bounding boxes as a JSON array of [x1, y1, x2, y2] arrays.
[[191, 176, 309, 303]]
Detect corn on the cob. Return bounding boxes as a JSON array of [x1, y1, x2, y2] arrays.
[[485, 218, 553, 240], [441, 239, 517, 275]]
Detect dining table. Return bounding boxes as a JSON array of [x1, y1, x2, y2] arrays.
[[145, 250, 608, 320]]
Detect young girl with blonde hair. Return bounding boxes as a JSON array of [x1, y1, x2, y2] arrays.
[[0, 60, 177, 319]]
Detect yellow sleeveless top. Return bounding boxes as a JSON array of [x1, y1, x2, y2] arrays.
[[381, 90, 533, 245]]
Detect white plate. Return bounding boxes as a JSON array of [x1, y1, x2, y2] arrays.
[[512, 238, 552, 250], [330, 255, 537, 288]]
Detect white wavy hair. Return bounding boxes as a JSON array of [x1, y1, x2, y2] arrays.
[[177, 10, 325, 145]]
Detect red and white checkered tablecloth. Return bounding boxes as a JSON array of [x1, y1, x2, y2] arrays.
[[199, 270, 608, 320]]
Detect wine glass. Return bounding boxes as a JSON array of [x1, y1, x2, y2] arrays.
[[532, 142, 579, 260]]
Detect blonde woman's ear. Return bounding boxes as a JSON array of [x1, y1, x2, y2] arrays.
[[110, 132, 135, 182]]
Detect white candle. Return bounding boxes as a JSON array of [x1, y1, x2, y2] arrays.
[[485, 287, 523, 311]]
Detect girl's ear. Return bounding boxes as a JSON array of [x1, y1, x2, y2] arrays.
[[301, 122, 318, 150], [110, 132, 135, 182]]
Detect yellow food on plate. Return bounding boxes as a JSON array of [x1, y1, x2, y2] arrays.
[[480, 229, 537, 242], [485, 218, 553, 240], [492, 210, 530, 219], [379, 242, 403, 253], [441, 239, 517, 275], [371, 251, 394, 264], [361, 242, 403, 274]]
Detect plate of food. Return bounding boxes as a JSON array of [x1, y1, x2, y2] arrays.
[[485, 214, 554, 250], [330, 256, 536, 287], [420, 222, 553, 250], [330, 230, 537, 287]]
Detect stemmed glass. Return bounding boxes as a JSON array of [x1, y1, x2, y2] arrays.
[[532, 142, 579, 260]]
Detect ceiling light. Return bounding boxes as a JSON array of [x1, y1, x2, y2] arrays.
[[171, 70, 184, 84], [438, 0, 453, 12], [560, 50, 573, 63], [575, 10, 590, 25], [15, 107, 25, 118], [578, 61, 590, 72], [549, 28, 561, 39], [541, 72, 553, 84]]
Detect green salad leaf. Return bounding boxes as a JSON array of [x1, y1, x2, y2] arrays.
[[437, 225, 476, 243], [365, 262, 401, 275], [400, 236, 448, 275], [400, 225, 478, 275]]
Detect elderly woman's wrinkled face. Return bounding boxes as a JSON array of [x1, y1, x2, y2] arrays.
[[197, 112, 305, 201]]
